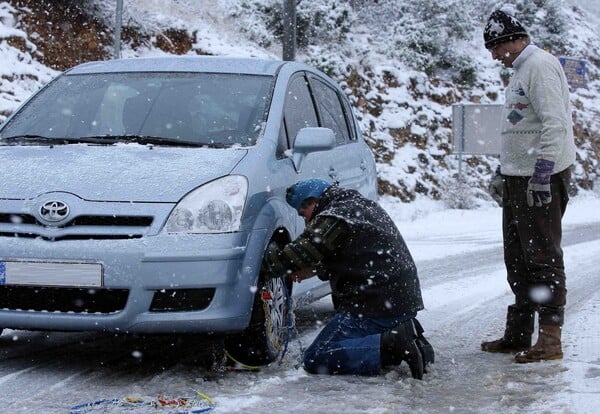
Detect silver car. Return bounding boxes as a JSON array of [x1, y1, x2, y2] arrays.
[[0, 56, 377, 364]]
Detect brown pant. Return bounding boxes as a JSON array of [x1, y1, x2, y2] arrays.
[[502, 168, 570, 326]]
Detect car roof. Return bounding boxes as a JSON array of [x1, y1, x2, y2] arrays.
[[66, 56, 289, 76]]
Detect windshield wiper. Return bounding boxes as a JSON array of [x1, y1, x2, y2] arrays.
[[0, 134, 130, 146], [1, 134, 231, 148], [83, 135, 236, 148], [0, 134, 72, 145], [81, 135, 204, 147]]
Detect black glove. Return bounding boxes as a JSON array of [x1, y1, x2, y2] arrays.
[[488, 166, 504, 207], [527, 159, 554, 207]]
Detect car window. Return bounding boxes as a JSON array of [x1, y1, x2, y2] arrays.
[[283, 74, 318, 148], [340, 91, 358, 141], [309, 76, 351, 145], [0, 72, 273, 148], [277, 125, 288, 159]]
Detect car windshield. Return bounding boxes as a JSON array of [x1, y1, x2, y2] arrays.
[[0, 72, 274, 148]]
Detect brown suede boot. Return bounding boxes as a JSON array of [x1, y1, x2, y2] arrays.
[[515, 325, 563, 363]]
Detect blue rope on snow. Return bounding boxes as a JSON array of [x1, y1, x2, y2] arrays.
[[69, 392, 215, 414], [69, 398, 122, 414]]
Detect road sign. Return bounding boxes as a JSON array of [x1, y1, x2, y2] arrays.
[[559, 57, 587, 91]]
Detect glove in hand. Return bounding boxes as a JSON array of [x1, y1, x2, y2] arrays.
[[527, 159, 554, 207], [488, 166, 504, 207]]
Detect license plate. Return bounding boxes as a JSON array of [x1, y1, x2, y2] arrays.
[[0, 260, 103, 287]]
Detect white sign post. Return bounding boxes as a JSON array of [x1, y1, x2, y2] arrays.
[[452, 104, 503, 177], [114, 0, 124, 59]]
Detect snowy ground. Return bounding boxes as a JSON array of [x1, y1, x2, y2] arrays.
[[1, 192, 599, 414]]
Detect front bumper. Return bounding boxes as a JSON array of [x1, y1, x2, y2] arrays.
[[0, 229, 268, 334]]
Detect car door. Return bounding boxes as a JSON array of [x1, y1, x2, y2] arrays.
[[276, 71, 374, 197], [278, 73, 332, 182], [307, 73, 373, 195]]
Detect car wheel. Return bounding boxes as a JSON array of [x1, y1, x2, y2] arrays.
[[225, 273, 291, 366]]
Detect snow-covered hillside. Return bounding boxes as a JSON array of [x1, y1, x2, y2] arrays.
[[0, 0, 599, 205]]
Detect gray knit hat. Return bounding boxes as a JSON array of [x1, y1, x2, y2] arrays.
[[484, 9, 528, 49]]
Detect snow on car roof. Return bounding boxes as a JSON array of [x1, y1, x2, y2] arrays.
[[66, 56, 288, 75]]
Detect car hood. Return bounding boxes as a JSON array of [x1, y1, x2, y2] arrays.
[[0, 144, 248, 202]]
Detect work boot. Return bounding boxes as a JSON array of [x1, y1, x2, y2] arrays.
[[413, 318, 435, 368], [381, 320, 424, 380], [481, 337, 529, 353], [515, 325, 563, 363], [481, 305, 533, 353]]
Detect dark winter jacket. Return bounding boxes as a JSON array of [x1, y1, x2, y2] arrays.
[[269, 185, 424, 318]]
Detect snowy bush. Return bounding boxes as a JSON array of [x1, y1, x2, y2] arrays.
[[354, 0, 477, 80], [439, 175, 492, 209], [228, 0, 353, 49]]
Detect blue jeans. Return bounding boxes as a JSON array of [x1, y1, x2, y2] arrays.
[[303, 311, 416, 375]]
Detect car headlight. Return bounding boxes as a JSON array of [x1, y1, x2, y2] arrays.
[[164, 175, 248, 233]]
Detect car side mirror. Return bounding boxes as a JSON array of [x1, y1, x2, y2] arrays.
[[291, 127, 336, 172]]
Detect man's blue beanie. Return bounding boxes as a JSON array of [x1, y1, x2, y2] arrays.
[[286, 178, 331, 210]]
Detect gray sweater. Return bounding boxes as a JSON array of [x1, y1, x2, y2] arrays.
[[500, 45, 576, 176]]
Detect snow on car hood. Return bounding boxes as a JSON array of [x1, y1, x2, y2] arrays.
[[0, 144, 247, 202]]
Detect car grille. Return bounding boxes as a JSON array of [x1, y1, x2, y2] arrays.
[[0, 213, 154, 240], [0, 286, 129, 313], [0, 213, 37, 225], [149, 288, 215, 312]]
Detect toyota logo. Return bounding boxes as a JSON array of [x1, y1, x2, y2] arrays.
[[40, 200, 70, 222]]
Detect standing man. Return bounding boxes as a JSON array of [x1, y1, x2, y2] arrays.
[[481, 9, 576, 363], [264, 179, 434, 378]]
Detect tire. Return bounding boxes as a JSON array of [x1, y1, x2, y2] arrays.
[[225, 274, 291, 366]]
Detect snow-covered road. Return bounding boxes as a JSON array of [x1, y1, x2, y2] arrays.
[[0, 197, 599, 414]]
